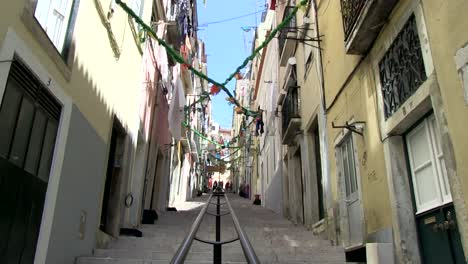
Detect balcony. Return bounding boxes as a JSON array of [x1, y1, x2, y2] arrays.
[[165, 0, 184, 59], [278, 6, 297, 66], [281, 84, 301, 145], [341, 0, 398, 54]]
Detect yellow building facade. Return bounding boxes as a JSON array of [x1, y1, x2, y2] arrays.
[[317, 0, 468, 262]]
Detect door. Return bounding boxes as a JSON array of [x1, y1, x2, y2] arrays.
[[100, 119, 126, 236], [0, 60, 61, 263], [338, 135, 363, 247], [313, 125, 325, 220], [405, 115, 465, 263]]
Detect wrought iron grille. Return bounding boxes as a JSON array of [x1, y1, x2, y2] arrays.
[[379, 15, 427, 119], [278, 6, 296, 54], [340, 0, 368, 41], [282, 80, 300, 135]]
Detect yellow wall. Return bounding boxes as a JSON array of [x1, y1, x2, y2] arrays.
[[421, 0, 468, 209], [318, 0, 468, 238], [317, 0, 393, 235], [317, 0, 361, 109], [324, 63, 392, 234], [0, 0, 152, 142], [294, 8, 322, 128]]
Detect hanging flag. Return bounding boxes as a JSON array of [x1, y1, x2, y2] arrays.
[[241, 26, 251, 32], [210, 84, 220, 95], [168, 65, 186, 141], [270, 0, 276, 10]]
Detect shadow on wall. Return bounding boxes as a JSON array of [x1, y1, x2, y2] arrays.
[[38, 20, 156, 264], [264, 162, 283, 214]]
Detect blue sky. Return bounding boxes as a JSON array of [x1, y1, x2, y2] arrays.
[[197, 0, 265, 128]]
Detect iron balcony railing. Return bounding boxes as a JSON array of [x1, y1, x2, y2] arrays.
[[170, 189, 260, 264], [278, 6, 297, 54], [282, 84, 300, 136], [340, 0, 368, 41]]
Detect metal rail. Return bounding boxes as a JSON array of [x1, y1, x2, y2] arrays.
[[170, 189, 260, 264]]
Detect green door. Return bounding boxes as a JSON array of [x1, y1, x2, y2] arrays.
[[406, 115, 465, 263], [0, 60, 61, 263], [416, 206, 465, 263]]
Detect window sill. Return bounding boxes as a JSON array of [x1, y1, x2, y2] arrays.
[[20, 8, 72, 82]]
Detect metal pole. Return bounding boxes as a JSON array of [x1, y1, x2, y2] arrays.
[[171, 194, 213, 264], [214, 194, 222, 263]]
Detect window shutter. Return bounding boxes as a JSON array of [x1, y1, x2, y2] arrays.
[[35, 0, 74, 52]]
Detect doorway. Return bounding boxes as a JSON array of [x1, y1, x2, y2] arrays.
[[293, 150, 305, 224], [100, 118, 126, 236], [337, 134, 364, 247], [0, 60, 61, 263], [308, 121, 325, 222], [405, 115, 465, 263]]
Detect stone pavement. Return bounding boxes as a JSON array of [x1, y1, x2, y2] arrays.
[[77, 194, 346, 263]]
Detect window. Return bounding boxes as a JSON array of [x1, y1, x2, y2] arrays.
[[338, 135, 358, 198], [406, 115, 451, 214], [378, 15, 427, 119], [0, 60, 61, 181], [34, 0, 75, 53]]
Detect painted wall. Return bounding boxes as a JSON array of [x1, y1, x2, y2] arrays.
[[45, 105, 107, 264], [0, 0, 153, 262], [316, 0, 394, 243], [421, 1, 468, 251], [318, 0, 468, 255]]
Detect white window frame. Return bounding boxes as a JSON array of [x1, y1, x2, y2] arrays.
[[406, 115, 452, 214], [0, 28, 72, 264], [337, 134, 359, 201], [34, 0, 75, 53]]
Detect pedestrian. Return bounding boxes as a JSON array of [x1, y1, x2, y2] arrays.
[[213, 181, 218, 190], [239, 181, 245, 197]]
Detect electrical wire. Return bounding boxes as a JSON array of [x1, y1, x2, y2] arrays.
[[198, 10, 266, 27]]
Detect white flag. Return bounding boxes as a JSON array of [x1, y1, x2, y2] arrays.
[[168, 65, 186, 141]]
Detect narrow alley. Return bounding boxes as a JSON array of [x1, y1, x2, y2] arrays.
[[77, 193, 345, 263]]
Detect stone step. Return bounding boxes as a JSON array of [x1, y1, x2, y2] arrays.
[[108, 238, 333, 251], [80, 195, 346, 264], [76, 257, 247, 264], [93, 244, 345, 260], [77, 256, 346, 264], [139, 225, 313, 234]]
